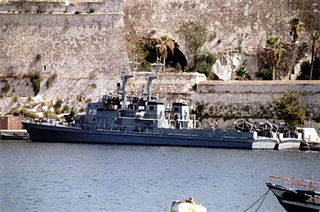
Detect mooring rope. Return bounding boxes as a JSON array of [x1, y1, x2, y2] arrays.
[[242, 189, 270, 212]]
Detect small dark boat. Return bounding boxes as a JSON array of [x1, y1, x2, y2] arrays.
[[1, 133, 28, 140], [267, 176, 320, 212], [0, 130, 29, 140]]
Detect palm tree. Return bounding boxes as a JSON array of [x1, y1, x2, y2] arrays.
[[288, 17, 304, 80], [265, 36, 285, 80], [309, 31, 320, 80], [155, 36, 175, 67]]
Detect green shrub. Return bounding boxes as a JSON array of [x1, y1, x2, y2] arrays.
[[194, 52, 217, 79], [19, 108, 39, 119], [54, 99, 63, 110], [10, 107, 20, 116], [177, 21, 208, 53], [28, 71, 41, 96], [44, 110, 57, 119], [46, 73, 57, 89], [90, 83, 97, 89], [35, 54, 42, 61], [235, 66, 251, 80], [89, 8, 95, 13], [256, 68, 272, 80], [31, 79, 40, 95], [74, 11, 81, 14], [55, 108, 62, 114], [77, 94, 83, 102], [62, 105, 69, 113]]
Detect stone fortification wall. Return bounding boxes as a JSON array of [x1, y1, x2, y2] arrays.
[[0, 12, 129, 107], [0, 0, 122, 14], [127, 72, 206, 96], [0, 13, 127, 78], [192, 81, 320, 127]]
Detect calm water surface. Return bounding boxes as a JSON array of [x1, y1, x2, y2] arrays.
[[0, 140, 319, 212]]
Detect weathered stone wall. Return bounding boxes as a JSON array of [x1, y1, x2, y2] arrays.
[[124, 0, 320, 80], [0, 13, 127, 77], [0, 0, 122, 14], [190, 81, 320, 129], [0, 12, 129, 108]]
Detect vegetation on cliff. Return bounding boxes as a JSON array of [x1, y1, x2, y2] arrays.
[[28, 71, 41, 96], [127, 35, 188, 72], [193, 52, 217, 79], [177, 21, 208, 54]]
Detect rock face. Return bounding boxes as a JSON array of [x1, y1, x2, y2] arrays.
[[124, 0, 320, 80]]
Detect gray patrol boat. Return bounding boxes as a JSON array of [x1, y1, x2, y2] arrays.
[[23, 63, 254, 149]]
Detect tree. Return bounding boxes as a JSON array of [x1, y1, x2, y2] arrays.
[[235, 66, 251, 80], [272, 90, 306, 126], [155, 36, 175, 66], [308, 31, 320, 80], [288, 17, 304, 79], [265, 36, 285, 80]]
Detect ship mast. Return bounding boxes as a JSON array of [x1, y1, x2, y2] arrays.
[[146, 76, 157, 102], [146, 59, 164, 102], [117, 61, 137, 107], [119, 74, 134, 101]]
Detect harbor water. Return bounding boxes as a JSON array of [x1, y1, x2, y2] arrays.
[[1, 140, 319, 212]]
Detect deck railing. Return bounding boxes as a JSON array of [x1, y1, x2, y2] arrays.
[[270, 175, 320, 190]]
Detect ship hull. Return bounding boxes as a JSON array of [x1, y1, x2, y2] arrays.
[[252, 138, 278, 150], [22, 122, 253, 149], [278, 138, 302, 150], [266, 182, 320, 212]]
